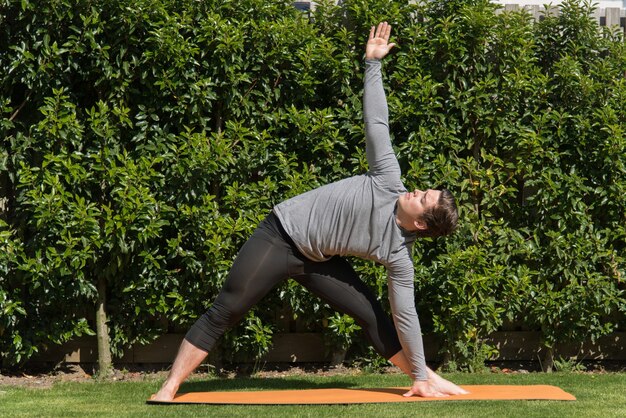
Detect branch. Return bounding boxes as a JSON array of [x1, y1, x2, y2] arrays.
[[9, 90, 33, 122]]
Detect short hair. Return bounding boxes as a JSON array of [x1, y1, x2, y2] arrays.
[[415, 189, 458, 238]]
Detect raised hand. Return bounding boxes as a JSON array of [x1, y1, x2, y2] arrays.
[[365, 22, 396, 60]]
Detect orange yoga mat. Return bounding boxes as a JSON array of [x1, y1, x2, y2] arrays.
[[147, 385, 576, 405]]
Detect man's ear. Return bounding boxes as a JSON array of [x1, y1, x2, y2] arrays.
[[413, 219, 427, 231]]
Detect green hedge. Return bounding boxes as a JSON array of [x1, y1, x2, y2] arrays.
[[1, 0, 624, 370]]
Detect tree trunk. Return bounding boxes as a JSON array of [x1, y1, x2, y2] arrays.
[[0, 171, 10, 221], [330, 348, 347, 367], [96, 275, 113, 377], [441, 348, 453, 372], [542, 346, 555, 373], [471, 131, 481, 219]]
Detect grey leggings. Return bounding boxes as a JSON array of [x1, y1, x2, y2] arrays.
[[185, 212, 403, 359]]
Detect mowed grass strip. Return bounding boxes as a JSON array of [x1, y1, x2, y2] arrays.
[[1, 372, 625, 418]]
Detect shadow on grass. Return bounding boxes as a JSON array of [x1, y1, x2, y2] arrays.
[[179, 376, 358, 393]]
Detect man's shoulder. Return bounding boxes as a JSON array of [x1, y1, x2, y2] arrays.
[[365, 171, 403, 188]]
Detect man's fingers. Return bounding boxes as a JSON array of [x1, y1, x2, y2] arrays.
[[383, 22, 392, 41], [372, 22, 392, 43], [402, 389, 414, 397], [375, 22, 382, 38], [403, 389, 450, 398], [378, 22, 391, 42], [370, 22, 391, 41]]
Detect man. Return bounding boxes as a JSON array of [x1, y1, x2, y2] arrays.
[[152, 22, 467, 401]]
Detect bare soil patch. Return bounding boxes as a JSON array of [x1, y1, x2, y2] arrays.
[[0, 363, 375, 389], [1, 360, 623, 389]]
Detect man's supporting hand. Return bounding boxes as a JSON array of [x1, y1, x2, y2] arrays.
[[389, 351, 470, 398], [403, 379, 448, 398], [365, 22, 396, 60]]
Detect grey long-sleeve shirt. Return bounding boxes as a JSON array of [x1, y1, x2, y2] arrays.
[[273, 59, 427, 381]]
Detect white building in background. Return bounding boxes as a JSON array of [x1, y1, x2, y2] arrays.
[[295, 0, 626, 9], [295, 1, 625, 30], [491, 0, 624, 8], [490, 0, 625, 28]]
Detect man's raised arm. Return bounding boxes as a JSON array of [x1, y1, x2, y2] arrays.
[[363, 22, 399, 176]]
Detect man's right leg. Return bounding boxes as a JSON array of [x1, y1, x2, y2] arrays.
[[152, 214, 293, 401]]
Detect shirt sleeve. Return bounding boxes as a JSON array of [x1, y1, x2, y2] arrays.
[[386, 252, 428, 381], [363, 59, 402, 182]]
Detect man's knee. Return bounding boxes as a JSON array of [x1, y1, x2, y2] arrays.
[[185, 302, 245, 351]]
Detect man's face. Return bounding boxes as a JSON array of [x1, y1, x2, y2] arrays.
[[398, 189, 441, 229]]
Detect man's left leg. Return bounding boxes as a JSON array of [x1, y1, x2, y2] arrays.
[[292, 256, 467, 395], [292, 256, 403, 361]]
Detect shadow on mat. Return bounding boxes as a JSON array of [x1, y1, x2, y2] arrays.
[[357, 387, 405, 395], [179, 377, 357, 392]]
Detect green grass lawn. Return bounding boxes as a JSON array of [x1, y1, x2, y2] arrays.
[[1, 372, 625, 418]]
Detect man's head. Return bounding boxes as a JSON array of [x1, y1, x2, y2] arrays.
[[396, 188, 458, 237]]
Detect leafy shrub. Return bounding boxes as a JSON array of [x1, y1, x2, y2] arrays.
[[0, 0, 624, 370]]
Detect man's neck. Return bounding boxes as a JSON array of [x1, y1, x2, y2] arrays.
[[395, 201, 416, 232]]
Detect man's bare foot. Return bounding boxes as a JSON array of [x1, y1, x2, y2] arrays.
[[150, 381, 179, 402], [429, 374, 469, 396]]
